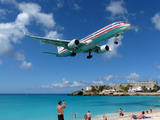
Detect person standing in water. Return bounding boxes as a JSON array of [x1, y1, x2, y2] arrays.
[[71, 112, 77, 118], [57, 100, 66, 120], [87, 111, 92, 120]]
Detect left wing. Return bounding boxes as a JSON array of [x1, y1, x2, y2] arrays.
[[25, 34, 86, 50], [25, 34, 70, 48]]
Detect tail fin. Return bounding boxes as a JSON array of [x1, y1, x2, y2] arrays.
[[57, 46, 64, 53]]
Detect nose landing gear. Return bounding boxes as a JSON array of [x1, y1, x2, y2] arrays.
[[114, 34, 119, 44]]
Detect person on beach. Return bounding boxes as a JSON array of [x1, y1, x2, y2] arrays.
[[131, 111, 146, 119], [148, 107, 152, 113], [87, 111, 92, 120], [84, 114, 88, 120], [146, 111, 149, 114], [119, 108, 124, 117], [57, 100, 66, 120], [71, 112, 77, 118], [102, 114, 107, 120]]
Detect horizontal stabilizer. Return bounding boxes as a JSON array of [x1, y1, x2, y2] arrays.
[[42, 51, 59, 55]]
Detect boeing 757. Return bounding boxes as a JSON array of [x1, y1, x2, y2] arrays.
[[25, 21, 131, 59]]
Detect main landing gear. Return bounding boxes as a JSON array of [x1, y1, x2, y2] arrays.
[[70, 52, 76, 57], [114, 34, 119, 44], [87, 50, 92, 59]]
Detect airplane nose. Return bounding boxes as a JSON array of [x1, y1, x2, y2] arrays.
[[126, 24, 131, 30]]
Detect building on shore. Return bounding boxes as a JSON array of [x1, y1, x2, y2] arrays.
[[86, 87, 92, 91], [136, 81, 157, 89], [86, 81, 158, 91]]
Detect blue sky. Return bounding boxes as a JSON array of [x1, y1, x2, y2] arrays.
[[1, 0, 160, 93]]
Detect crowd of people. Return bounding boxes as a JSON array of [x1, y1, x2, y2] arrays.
[[57, 100, 154, 120]]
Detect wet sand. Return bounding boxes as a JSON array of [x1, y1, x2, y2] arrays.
[[92, 109, 160, 120]]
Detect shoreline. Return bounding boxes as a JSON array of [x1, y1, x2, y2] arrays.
[[91, 108, 160, 120]]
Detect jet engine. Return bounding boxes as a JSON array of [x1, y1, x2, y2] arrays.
[[98, 45, 111, 53], [67, 39, 80, 49]]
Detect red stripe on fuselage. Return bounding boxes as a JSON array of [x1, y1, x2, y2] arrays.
[[83, 23, 128, 42]]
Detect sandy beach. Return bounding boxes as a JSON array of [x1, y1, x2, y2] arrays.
[[92, 109, 160, 120]]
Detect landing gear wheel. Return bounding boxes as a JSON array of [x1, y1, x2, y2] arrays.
[[71, 52, 76, 57], [114, 41, 118, 44], [87, 55, 92, 59]]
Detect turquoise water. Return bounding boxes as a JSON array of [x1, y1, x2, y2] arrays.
[[0, 94, 160, 120]]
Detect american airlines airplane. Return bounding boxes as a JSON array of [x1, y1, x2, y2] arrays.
[[25, 21, 131, 59]]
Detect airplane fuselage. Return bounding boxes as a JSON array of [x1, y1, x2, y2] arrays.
[[58, 21, 130, 57]]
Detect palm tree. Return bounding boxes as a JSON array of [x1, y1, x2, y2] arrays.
[[153, 85, 158, 90], [142, 86, 147, 92]]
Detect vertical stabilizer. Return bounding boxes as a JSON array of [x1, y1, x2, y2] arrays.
[[57, 46, 64, 53]]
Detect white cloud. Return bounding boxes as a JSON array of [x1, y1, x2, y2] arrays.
[[0, 1, 63, 70], [152, 12, 160, 31], [105, 0, 138, 32], [73, 4, 81, 11], [126, 72, 140, 79], [57, 0, 64, 8], [104, 75, 113, 81], [0, 0, 17, 5], [0, 59, 2, 65], [19, 2, 56, 28], [98, 72, 143, 84], [131, 25, 139, 33], [156, 66, 160, 71], [34, 78, 104, 89], [15, 50, 25, 61], [140, 10, 144, 15], [92, 80, 104, 84], [126, 72, 140, 83], [45, 31, 63, 39], [0, 9, 6, 15], [105, 0, 128, 21], [103, 35, 123, 58], [20, 61, 33, 70]]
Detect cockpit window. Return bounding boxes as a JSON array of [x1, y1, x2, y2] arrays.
[[119, 21, 126, 24]]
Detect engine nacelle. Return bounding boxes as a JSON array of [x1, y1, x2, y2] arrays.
[[98, 45, 111, 53], [67, 39, 80, 49]]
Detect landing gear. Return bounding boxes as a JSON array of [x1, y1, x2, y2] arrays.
[[87, 49, 92, 59], [70, 52, 76, 57], [114, 41, 118, 44], [114, 34, 119, 44], [87, 55, 92, 59]]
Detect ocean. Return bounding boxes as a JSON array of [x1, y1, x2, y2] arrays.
[[0, 94, 160, 120]]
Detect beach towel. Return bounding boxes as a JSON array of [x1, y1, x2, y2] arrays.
[[132, 116, 153, 120]]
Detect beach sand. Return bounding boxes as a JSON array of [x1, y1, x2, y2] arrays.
[[92, 109, 160, 120]]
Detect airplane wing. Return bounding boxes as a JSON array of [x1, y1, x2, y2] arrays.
[[25, 34, 70, 48], [25, 33, 86, 50]]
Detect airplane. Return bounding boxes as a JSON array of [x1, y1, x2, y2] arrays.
[[25, 21, 131, 59]]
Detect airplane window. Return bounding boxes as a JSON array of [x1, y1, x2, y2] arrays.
[[119, 21, 125, 24]]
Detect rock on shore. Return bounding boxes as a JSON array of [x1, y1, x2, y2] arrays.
[[68, 91, 160, 96]]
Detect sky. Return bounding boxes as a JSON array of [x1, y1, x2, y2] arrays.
[[1, 0, 160, 93]]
